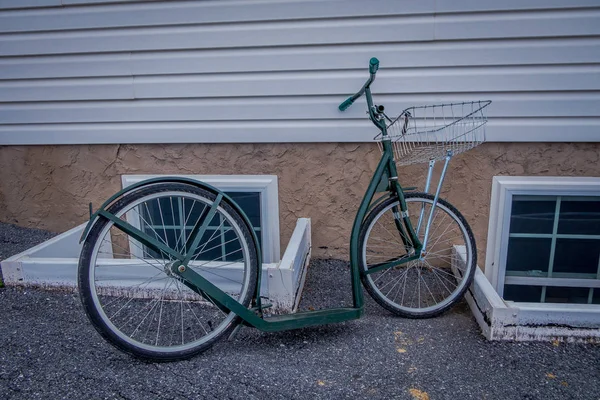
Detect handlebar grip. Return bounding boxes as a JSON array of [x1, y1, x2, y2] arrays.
[[338, 97, 355, 111], [369, 57, 379, 74]]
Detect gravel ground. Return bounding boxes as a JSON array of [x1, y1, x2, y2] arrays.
[[0, 223, 57, 261], [1, 223, 599, 399], [0, 222, 56, 285]]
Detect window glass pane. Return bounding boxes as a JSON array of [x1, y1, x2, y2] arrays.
[[182, 198, 207, 226], [226, 192, 261, 228], [558, 199, 600, 235], [505, 237, 551, 275], [141, 191, 262, 262], [142, 197, 180, 226], [503, 194, 600, 305], [553, 238, 600, 276], [143, 228, 178, 259], [503, 284, 542, 302], [190, 227, 223, 261], [545, 286, 590, 304], [509, 197, 556, 234], [224, 229, 243, 262]]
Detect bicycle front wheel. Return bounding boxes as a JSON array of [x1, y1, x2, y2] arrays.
[[359, 193, 476, 318], [78, 183, 258, 361]]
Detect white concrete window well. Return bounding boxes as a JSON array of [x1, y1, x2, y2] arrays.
[[1, 175, 310, 313]]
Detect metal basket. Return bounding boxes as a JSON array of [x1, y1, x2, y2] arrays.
[[382, 100, 491, 166]]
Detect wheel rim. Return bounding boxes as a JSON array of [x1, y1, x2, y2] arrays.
[[362, 197, 473, 314], [87, 191, 253, 354]]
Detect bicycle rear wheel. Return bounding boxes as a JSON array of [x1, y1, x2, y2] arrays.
[[78, 183, 258, 361], [359, 193, 476, 318]]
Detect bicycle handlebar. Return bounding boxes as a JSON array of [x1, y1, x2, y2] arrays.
[[338, 57, 379, 112], [369, 57, 379, 74], [338, 96, 355, 111]]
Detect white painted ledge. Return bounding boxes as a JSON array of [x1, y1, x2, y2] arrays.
[[458, 248, 600, 343], [0, 218, 311, 313], [266, 217, 311, 313], [0, 223, 85, 286]]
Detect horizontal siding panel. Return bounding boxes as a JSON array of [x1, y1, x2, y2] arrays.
[[2, 9, 599, 57], [0, 77, 134, 101], [134, 67, 600, 98], [62, 0, 159, 5], [2, 0, 599, 33], [0, 0, 59, 10], [0, 0, 435, 34], [3, 38, 600, 80], [435, 9, 600, 40], [436, 0, 600, 13], [3, 66, 597, 102], [0, 17, 424, 56], [0, 53, 132, 80], [0, 0, 146, 10], [129, 39, 600, 76], [0, 119, 598, 144], [2, 93, 599, 124], [488, 118, 600, 142]]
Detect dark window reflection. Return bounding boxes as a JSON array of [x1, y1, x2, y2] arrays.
[[505, 238, 551, 275], [558, 199, 600, 235], [503, 285, 542, 302], [510, 197, 556, 234], [553, 239, 600, 276], [545, 286, 590, 304]]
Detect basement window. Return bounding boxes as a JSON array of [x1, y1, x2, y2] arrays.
[[503, 195, 600, 304], [122, 175, 280, 263], [486, 177, 600, 308]]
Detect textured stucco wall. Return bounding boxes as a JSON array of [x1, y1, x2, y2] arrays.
[[1, 142, 599, 266]]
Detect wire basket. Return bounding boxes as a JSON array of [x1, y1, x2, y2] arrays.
[[382, 100, 491, 166]]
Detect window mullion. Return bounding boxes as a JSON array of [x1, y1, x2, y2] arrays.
[[542, 197, 562, 302], [540, 286, 546, 303], [547, 197, 562, 279]]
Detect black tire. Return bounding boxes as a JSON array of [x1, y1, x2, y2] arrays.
[[359, 193, 476, 318], [78, 183, 258, 361]]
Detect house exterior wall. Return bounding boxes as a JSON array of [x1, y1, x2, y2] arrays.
[[0, 0, 599, 262], [1, 142, 599, 261]]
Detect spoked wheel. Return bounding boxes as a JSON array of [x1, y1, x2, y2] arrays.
[[359, 192, 476, 318], [78, 183, 258, 361]]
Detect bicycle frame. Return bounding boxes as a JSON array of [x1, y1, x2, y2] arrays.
[[80, 57, 424, 332], [166, 140, 421, 332], [172, 58, 423, 331]]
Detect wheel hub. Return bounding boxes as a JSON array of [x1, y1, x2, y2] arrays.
[[164, 260, 183, 277]]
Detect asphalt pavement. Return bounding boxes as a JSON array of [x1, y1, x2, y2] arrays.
[[0, 223, 599, 400]]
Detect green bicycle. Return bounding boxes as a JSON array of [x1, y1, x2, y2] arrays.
[[77, 58, 491, 361]]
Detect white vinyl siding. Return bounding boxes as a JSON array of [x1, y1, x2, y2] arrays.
[[0, 0, 599, 144]]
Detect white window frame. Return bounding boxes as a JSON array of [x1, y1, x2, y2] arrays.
[[121, 174, 280, 264], [485, 176, 600, 307]]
